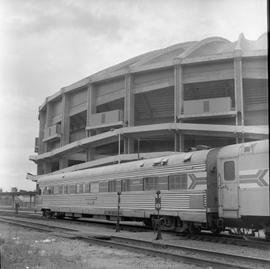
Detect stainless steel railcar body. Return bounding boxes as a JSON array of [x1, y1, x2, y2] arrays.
[[37, 149, 210, 227]]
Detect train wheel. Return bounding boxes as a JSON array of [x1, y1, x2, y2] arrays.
[[161, 216, 176, 231], [189, 225, 201, 234], [43, 210, 52, 218], [211, 226, 221, 234]]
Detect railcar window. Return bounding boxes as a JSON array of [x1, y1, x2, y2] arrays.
[[91, 183, 99, 193], [37, 186, 41, 195], [168, 174, 187, 190], [123, 178, 143, 191], [43, 187, 48, 195], [108, 181, 116, 192], [76, 184, 80, 193], [224, 161, 235, 181], [48, 186, 54, 195], [84, 183, 91, 193], [144, 177, 157, 191], [59, 185, 64, 194], [156, 176, 168, 190], [99, 181, 108, 192], [79, 184, 83, 193], [121, 179, 130, 192], [69, 184, 76, 194], [64, 185, 68, 194], [53, 185, 58, 194], [75, 184, 83, 193], [129, 178, 143, 191], [108, 180, 121, 192]]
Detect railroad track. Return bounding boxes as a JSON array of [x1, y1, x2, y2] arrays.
[[0, 215, 269, 269], [181, 232, 270, 250], [1, 209, 270, 250]]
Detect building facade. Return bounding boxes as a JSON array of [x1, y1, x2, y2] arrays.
[[31, 33, 268, 176]]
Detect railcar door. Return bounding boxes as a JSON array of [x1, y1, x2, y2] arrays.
[[218, 158, 239, 218]]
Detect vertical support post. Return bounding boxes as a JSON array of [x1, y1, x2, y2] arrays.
[[234, 56, 244, 127], [59, 158, 68, 170], [87, 147, 95, 162], [116, 191, 121, 232], [174, 64, 181, 122], [118, 131, 121, 164], [179, 134, 184, 152], [61, 90, 70, 147], [174, 63, 183, 152], [86, 84, 97, 162], [45, 98, 52, 128], [38, 111, 46, 154], [124, 74, 134, 154], [44, 99, 52, 153], [86, 83, 97, 137]]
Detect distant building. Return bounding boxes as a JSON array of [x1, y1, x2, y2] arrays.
[[30, 33, 268, 176]]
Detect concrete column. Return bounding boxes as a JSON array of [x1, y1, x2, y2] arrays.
[[179, 134, 184, 152], [174, 64, 183, 121], [59, 158, 68, 170], [37, 162, 44, 175], [174, 63, 184, 152], [124, 74, 134, 126], [87, 147, 95, 162], [61, 91, 70, 146], [44, 100, 52, 152], [38, 111, 46, 154], [124, 137, 134, 154], [45, 99, 52, 128], [86, 84, 97, 136], [174, 133, 179, 152], [124, 74, 134, 154], [174, 133, 184, 152], [42, 161, 51, 174], [234, 56, 244, 126]]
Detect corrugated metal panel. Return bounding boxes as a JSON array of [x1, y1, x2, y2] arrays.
[[42, 191, 206, 213]]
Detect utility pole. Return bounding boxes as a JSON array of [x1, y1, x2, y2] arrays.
[[155, 190, 162, 240]]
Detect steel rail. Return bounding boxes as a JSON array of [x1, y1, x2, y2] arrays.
[[1, 209, 269, 249], [0, 216, 269, 269]]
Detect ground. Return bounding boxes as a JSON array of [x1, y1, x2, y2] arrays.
[[0, 223, 201, 269]]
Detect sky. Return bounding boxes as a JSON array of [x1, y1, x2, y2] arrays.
[[0, 0, 267, 192]]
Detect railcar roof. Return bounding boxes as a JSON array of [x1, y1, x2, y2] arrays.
[[217, 139, 269, 159], [38, 149, 211, 184]]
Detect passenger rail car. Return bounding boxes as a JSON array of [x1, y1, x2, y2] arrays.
[[37, 140, 269, 238]]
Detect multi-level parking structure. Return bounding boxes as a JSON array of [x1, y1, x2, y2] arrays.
[[30, 33, 268, 176]]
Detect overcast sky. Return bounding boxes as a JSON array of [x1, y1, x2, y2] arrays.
[[0, 0, 267, 192]]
